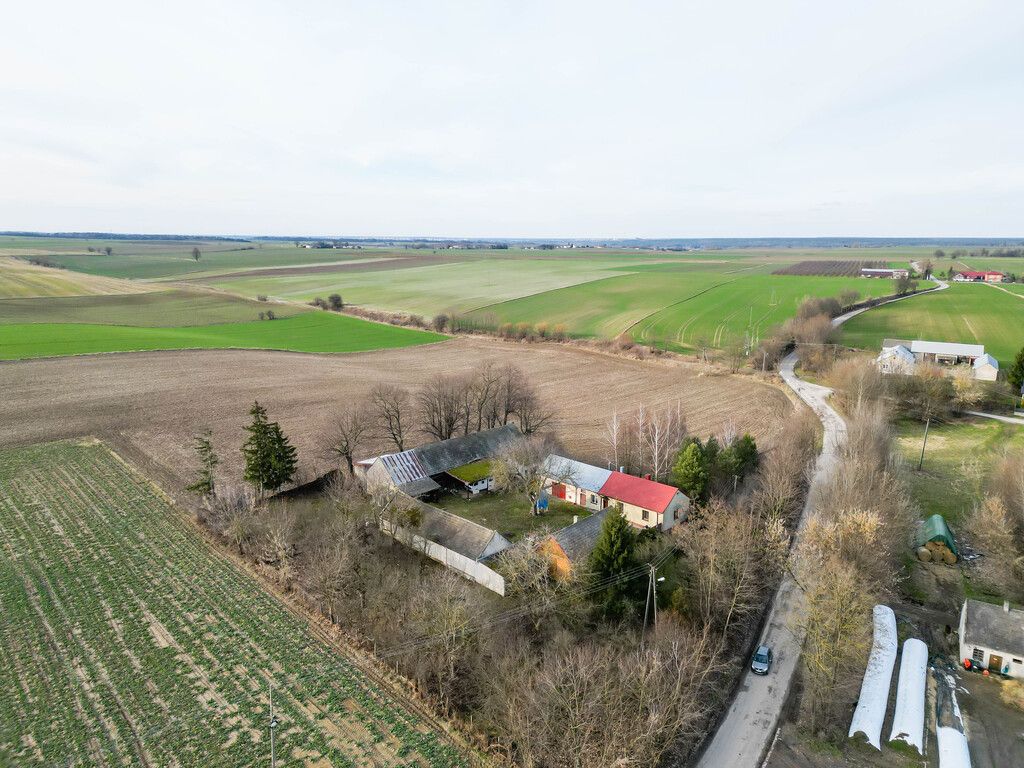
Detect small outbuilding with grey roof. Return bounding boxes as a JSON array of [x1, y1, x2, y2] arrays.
[[542, 509, 610, 577], [959, 599, 1024, 678]]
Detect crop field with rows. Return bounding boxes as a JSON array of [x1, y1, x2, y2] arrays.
[[0, 441, 469, 767], [771, 259, 888, 277]]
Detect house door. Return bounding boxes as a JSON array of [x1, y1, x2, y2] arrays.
[[989, 654, 1004, 673], [552, 483, 566, 499]]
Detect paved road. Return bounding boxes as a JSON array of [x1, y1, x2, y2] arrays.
[[964, 410, 1024, 426], [695, 276, 948, 768], [695, 353, 845, 768]]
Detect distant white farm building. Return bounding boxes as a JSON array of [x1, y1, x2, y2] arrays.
[[861, 267, 909, 279], [959, 599, 1024, 679], [875, 339, 999, 381]]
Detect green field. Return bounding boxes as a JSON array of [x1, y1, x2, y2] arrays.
[[0, 440, 467, 766], [839, 284, 1024, 365], [0, 289, 308, 326], [12, 236, 1019, 359], [208, 257, 654, 316], [0, 312, 446, 360], [464, 268, 895, 349], [897, 418, 1024, 526]]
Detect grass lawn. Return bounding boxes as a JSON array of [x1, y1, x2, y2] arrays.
[[436, 492, 586, 541], [0, 440, 466, 766], [896, 417, 1024, 527], [0, 312, 447, 360], [0, 289, 309, 326], [840, 283, 1024, 366]]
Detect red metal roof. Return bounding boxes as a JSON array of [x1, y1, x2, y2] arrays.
[[958, 270, 1004, 278], [598, 471, 681, 513]]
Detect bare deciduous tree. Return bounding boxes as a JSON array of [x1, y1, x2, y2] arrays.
[[370, 383, 410, 451], [492, 434, 568, 515], [330, 409, 370, 474]]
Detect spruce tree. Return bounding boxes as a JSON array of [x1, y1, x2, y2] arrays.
[[671, 442, 709, 502], [242, 401, 272, 495], [186, 429, 219, 497], [265, 421, 298, 491], [588, 509, 638, 618]]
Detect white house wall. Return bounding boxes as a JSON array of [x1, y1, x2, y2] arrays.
[[381, 520, 506, 596]]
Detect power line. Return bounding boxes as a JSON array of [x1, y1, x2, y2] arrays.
[[377, 544, 679, 659]]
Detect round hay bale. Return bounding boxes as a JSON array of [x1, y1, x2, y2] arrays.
[[917, 547, 932, 562], [926, 540, 942, 551], [943, 550, 958, 565]]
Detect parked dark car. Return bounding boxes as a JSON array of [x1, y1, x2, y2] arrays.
[[751, 645, 773, 675]]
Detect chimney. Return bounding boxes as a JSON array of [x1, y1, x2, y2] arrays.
[[572, 515, 579, 525], [619, 466, 625, 473], [1005, 600, 1011, 613], [644, 473, 652, 481]]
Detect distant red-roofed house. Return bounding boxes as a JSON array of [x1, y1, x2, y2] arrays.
[[598, 471, 689, 531], [953, 270, 1004, 283]]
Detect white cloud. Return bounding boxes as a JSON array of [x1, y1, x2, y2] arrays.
[[1, 0, 1021, 236]]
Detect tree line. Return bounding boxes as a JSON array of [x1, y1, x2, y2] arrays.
[[331, 361, 553, 473]]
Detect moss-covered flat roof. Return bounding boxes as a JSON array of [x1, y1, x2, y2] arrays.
[[447, 459, 492, 485]]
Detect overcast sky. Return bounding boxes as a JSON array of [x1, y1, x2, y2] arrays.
[[2, 1, 1022, 238]]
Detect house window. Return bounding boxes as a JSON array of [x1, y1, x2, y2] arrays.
[[972, 648, 985, 664], [641, 509, 649, 521], [590, 494, 597, 505]]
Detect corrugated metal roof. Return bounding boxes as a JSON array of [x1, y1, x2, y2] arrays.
[[599, 471, 683, 513], [973, 353, 999, 370], [879, 345, 915, 362], [543, 454, 612, 493], [371, 425, 521, 495], [380, 450, 428, 486], [414, 424, 520, 476], [909, 340, 985, 357]]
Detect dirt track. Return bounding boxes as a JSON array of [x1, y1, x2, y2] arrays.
[[0, 336, 791, 492]]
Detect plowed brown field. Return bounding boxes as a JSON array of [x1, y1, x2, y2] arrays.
[[0, 337, 791, 490]]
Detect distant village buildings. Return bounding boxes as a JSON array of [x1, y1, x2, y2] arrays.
[[860, 267, 910, 279], [952, 270, 1004, 283]]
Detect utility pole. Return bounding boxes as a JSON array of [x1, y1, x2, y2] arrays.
[[269, 680, 279, 768], [652, 565, 660, 631], [917, 416, 931, 471], [642, 564, 654, 633]]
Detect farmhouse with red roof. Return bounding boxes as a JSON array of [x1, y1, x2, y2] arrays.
[[953, 270, 1004, 283], [543, 456, 690, 531]]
